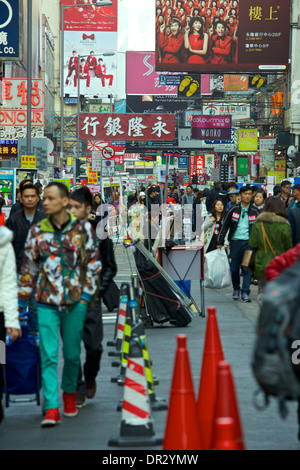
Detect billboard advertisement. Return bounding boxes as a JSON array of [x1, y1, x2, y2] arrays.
[[155, 0, 290, 72], [79, 113, 176, 141], [192, 115, 231, 140], [126, 52, 177, 95], [61, 0, 118, 32], [63, 31, 117, 98]]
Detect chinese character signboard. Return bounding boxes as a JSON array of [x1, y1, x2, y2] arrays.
[[192, 116, 231, 140], [238, 129, 258, 151], [92, 151, 102, 172], [155, 0, 290, 73], [259, 137, 276, 151], [1, 79, 44, 126], [0, 0, 22, 61], [202, 102, 250, 121], [79, 113, 176, 141], [223, 75, 249, 91], [87, 166, 98, 184], [0, 140, 17, 159], [21, 155, 36, 169]]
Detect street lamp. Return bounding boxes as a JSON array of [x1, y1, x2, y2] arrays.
[[60, 0, 113, 177]]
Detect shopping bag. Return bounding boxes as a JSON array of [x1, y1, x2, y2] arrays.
[[241, 249, 255, 274], [204, 247, 232, 289]]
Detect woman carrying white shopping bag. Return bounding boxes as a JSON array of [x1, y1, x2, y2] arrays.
[[203, 198, 231, 289]]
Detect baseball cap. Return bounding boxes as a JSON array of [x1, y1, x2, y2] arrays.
[[292, 184, 300, 191], [227, 189, 239, 195], [139, 192, 145, 196]]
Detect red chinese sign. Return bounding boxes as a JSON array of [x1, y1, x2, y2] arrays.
[[79, 113, 176, 142], [1, 79, 44, 127], [190, 153, 205, 175], [2, 79, 44, 109]]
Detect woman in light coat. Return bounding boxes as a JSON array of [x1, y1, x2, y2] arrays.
[[0, 226, 21, 424], [204, 198, 229, 253]]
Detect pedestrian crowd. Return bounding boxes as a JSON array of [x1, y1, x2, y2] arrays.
[[1, 176, 300, 430]]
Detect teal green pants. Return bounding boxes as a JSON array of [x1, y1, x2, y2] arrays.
[[37, 303, 87, 411]]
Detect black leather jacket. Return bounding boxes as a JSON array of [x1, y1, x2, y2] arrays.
[[6, 208, 46, 273], [98, 236, 117, 297]]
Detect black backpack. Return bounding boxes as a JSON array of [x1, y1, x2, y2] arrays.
[[252, 256, 300, 418]]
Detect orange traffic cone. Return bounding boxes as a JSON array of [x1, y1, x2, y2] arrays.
[[213, 418, 238, 450], [163, 335, 203, 450], [211, 361, 245, 450], [197, 306, 224, 450]]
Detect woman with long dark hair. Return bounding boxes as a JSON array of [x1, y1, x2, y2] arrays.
[[249, 196, 293, 304], [184, 16, 208, 63], [203, 198, 228, 253]]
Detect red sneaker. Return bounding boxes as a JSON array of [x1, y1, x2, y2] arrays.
[[41, 408, 61, 427], [63, 392, 78, 417]]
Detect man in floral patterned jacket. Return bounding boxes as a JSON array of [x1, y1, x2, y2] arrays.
[[18, 182, 101, 427]]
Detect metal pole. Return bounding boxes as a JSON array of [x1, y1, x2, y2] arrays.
[[75, 54, 81, 185], [60, 5, 65, 177], [164, 153, 170, 207], [26, 0, 32, 156]]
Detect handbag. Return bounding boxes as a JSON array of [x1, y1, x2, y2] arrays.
[[241, 249, 256, 274], [260, 221, 275, 257]]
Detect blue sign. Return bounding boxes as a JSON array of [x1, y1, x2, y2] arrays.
[[159, 75, 182, 86], [178, 157, 188, 169], [204, 128, 235, 145], [0, 0, 22, 60]]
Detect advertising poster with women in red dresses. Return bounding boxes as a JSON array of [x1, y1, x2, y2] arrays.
[[155, 0, 290, 72]]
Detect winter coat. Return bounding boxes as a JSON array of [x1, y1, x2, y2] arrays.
[[18, 212, 101, 310], [248, 212, 293, 279], [203, 214, 229, 253], [288, 201, 300, 246], [0, 226, 20, 329], [181, 192, 195, 206], [265, 243, 300, 282], [6, 208, 46, 273]]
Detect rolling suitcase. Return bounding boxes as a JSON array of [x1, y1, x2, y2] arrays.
[[2, 314, 41, 408]]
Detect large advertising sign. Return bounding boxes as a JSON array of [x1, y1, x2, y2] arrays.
[[155, 0, 290, 72], [192, 115, 231, 140], [63, 31, 117, 98], [0, 0, 22, 61], [79, 113, 176, 141], [61, 0, 118, 32], [1, 78, 44, 126]]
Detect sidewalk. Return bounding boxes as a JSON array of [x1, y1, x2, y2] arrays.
[[0, 244, 299, 450]]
